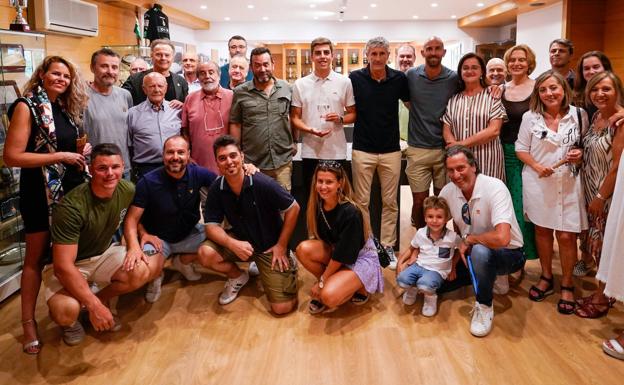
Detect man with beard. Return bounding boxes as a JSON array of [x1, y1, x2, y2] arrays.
[[220, 35, 253, 88], [180, 52, 201, 93], [549, 38, 575, 89], [396, 44, 416, 142], [182, 61, 233, 173], [229, 47, 295, 191], [123, 39, 188, 108], [226, 54, 249, 90], [485, 58, 506, 86], [84, 48, 134, 179], [290, 36, 356, 200], [122, 135, 217, 302], [405, 36, 459, 231], [127, 72, 182, 180]]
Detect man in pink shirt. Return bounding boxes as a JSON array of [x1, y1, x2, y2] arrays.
[[181, 61, 233, 173]]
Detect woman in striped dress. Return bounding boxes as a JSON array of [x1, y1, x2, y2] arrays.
[[575, 71, 624, 318], [443, 52, 506, 181]]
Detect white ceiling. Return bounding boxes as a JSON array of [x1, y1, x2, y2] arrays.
[[159, 0, 502, 23]]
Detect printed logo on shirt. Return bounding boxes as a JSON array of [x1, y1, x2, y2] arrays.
[[119, 208, 127, 226]]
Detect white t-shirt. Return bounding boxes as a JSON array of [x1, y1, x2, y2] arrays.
[[411, 226, 460, 279], [440, 174, 524, 249], [291, 71, 355, 159]]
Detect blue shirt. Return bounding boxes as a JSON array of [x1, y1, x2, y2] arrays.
[[132, 164, 217, 243], [406, 65, 459, 148], [219, 63, 254, 89], [204, 173, 296, 252], [127, 100, 182, 164], [349, 65, 409, 153]]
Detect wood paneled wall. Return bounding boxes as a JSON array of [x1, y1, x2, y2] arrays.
[[604, 0, 624, 77]]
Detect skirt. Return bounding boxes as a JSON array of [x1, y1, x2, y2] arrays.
[[347, 237, 384, 294]]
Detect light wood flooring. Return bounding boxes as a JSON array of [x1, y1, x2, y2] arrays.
[[1, 187, 623, 385]]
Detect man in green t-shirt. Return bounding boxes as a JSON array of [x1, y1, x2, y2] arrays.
[[43, 144, 161, 346]]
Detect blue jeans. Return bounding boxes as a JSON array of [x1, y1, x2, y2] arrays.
[[470, 244, 526, 306], [396, 264, 444, 294]]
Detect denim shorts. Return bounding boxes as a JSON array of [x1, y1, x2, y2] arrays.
[[396, 263, 444, 294]]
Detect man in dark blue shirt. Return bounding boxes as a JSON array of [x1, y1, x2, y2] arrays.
[[199, 135, 300, 315], [123, 135, 217, 303], [349, 36, 409, 269]]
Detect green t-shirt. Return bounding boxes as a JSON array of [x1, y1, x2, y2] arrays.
[[51, 179, 135, 260]]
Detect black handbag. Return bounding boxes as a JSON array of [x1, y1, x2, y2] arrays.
[[372, 236, 391, 268]]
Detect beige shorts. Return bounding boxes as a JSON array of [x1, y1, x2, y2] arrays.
[[405, 146, 447, 193], [261, 161, 293, 192], [201, 239, 298, 303], [42, 244, 126, 301]]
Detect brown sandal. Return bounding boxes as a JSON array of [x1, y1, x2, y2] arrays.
[[575, 297, 614, 318]]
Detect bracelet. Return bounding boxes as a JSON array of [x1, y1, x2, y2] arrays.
[[596, 192, 607, 201]]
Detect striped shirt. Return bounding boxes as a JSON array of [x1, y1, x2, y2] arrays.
[[442, 89, 507, 181]]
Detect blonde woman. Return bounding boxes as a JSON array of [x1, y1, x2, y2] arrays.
[[4, 56, 90, 354], [295, 161, 383, 314]]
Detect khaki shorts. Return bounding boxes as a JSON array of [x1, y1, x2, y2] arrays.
[[201, 239, 298, 303], [42, 244, 126, 301], [261, 161, 293, 192], [405, 146, 447, 192]]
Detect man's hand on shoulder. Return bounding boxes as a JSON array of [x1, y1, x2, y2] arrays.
[[169, 100, 184, 109]]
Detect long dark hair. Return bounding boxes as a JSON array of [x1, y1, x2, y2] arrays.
[[457, 52, 487, 92], [573, 51, 612, 107]]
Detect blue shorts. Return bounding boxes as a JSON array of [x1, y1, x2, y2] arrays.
[[396, 263, 444, 294], [143, 224, 205, 258]]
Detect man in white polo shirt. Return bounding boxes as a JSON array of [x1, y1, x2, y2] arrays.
[[439, 146, 525, 337], [290, 36, 356, 198]]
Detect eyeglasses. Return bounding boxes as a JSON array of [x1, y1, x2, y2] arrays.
[[461, 202, 471, 225], [203, 98, 224, 135]]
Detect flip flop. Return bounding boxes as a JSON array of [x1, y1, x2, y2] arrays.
[[602, 338, 624, 360]]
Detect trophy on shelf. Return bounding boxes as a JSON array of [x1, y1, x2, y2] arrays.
[[9, 0, 31, 32]]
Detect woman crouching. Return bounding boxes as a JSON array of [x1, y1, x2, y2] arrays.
[[296, 160, 384, 314]]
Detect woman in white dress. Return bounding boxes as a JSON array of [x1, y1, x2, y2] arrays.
[[515, 70, 588, 314]]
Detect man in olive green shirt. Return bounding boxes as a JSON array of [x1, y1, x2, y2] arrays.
[[44, 144, 162, 346], [229, 47, 295, 191]]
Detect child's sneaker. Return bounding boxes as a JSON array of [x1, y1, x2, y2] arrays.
[[402, 287, 418, 306], [421, 293, 438, 317]]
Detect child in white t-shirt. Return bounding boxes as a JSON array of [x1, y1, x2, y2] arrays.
[[396, 196, 460, 316]]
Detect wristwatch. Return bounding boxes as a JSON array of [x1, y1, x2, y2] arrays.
[[319, 276, 325, 289]]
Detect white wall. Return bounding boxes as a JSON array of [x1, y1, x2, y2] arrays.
[[516, 2, 564, 76], [169, 22, 198, 46], [195, 20, 501, 63]]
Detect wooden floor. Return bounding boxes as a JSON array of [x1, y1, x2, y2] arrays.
[[1, 187, 623, 385]]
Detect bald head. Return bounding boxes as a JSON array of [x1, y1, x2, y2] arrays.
[[182, 52, 199, 77], [142, 72, 167, 105], [421, 36, 446, 69], [486, 58, 506, 85]]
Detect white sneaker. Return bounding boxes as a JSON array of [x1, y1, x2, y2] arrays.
[[62, 321, 86, 346], [402, 287, 418, 306], [493, 275, 509, 295], [248, 261, 260, 276], [145, 272, 164, 303], [172, 256, 201, 281], [386, 246, 398, 270], [470, 302, 494, 337], [422, 293, 438, 317], [219, 270, 250, 305]]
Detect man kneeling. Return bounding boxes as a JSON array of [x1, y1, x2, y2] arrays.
[[44, 144, 161, 346], [198, 135, 299, 315]]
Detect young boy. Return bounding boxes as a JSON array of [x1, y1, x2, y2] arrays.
[[396, 196, 460, 316]]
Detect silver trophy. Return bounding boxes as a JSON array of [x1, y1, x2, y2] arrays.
[[10, 0, 30, 32]]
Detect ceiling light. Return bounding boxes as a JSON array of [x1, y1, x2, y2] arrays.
[[314, 16, 319, 20], [224, 17, 231, 21], [262, 16, 269, 20], [477, 2, 484, 6], [247, 4, 254, 9], [363, 16, 369, 19], [412, 15, 419, 19], [451, 15, 457, 19], [431, 2, 438, 7], [370, 3, 377, 7], [310, 4, 316, 8], [200, 5, 207, 10]]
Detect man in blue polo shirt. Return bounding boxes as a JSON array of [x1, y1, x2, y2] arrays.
[[349, 36, 409, 269], [122, 135, 217, 303], [198, 135, 299, 315]]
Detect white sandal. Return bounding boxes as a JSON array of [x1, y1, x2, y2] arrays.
[[602, 337, 624, 360]]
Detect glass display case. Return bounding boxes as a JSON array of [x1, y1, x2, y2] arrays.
[[0, 29, 45, 302], [102, 44, 149, 85]]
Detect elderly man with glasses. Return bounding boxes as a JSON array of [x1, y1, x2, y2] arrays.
[[439, 146, 525, 337]]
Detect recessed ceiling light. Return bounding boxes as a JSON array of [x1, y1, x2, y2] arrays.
[[477, 2, 484, 6], [247, 4, 254, 9], [370, 3, 377, 7], [262, 16, 269, 20], [310, 4, 316, 8], [313, 16, 319, 20], [412, 15, 419, 19], [363, 16, 369, 19], [451, 15, 457, 19], [200, 5, 207, 10], [431, 2, 438, 7], [224, 16, 231, 21]]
